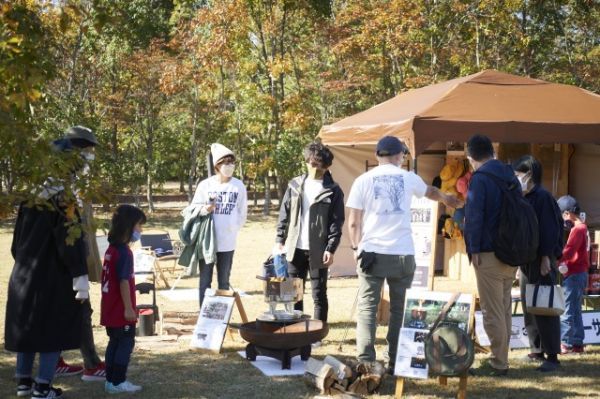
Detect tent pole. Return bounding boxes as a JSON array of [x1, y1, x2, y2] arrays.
[[413, 156, 418, 174]]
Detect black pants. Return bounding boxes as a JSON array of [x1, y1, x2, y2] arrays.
[[105, 325, 135, 385], [80, 300, 102, 369], [288, 249, 328, 322], [519, 257, 561, 356]]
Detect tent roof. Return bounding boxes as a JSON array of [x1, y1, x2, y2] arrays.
[[319, 69, 600, 155]]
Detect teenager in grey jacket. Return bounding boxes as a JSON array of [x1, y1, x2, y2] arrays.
[[276, 143, 345, 322]]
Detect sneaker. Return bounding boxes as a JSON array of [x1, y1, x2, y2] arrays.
[[54, 357, 83, 377], [30, 383, 63, 398], [537, 360, 561, 372], [81, 362, 106, 382], [16, 377, 32, 397], [311, 341, 322, 348], [468, 363, 508, 377], [521, 352, 545, 362], [105, 381, 142, 394], [561, 344, 585, 355]]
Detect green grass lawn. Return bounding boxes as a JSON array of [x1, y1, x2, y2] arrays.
[[1, 211, 599, 398]]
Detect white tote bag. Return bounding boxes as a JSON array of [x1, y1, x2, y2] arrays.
[[525, 283, 565, 316]]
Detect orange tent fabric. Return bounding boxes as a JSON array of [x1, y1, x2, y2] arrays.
[[319, 70, 600, 155]]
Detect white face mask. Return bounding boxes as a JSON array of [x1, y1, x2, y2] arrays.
[[220, 164, 235, 177], [517, 173, 531, 192], [81, 151, 95, 162]]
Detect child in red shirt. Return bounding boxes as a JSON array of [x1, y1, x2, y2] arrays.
[[101, 205, 146, 393], [557, 195, 589, 354]]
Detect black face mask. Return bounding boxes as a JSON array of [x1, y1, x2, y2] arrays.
[[564, 220, 574, 230]]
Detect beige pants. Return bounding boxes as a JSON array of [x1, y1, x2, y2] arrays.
[[474, 252, 516, 370]]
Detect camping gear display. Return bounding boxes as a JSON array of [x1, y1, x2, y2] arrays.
[[424, 293, 474, 376], [235, 318, 328, 369], [258, 276, 304, 321], [525, 283, 566, 316]]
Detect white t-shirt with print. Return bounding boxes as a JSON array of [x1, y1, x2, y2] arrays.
[[192, 176, 247, 252], [296, 178, 324, 250], [346, 164, 427, 255]]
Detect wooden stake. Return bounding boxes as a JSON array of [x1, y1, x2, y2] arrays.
[[457, 374, 468, 399], [394, 377, 405, 398]]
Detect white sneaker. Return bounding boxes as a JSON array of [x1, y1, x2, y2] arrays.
[[311, 341, 322, 348], [105, 381, 142, 394]]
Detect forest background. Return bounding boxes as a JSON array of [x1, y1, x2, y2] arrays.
[[1, 0, 599, 219]]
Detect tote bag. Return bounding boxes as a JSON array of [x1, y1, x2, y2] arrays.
[[525, 284, 565, 316]]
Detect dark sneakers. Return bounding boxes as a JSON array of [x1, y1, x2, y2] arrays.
[[468, 364, 508, 377], [537, 360, 561, 372], [31, 383, 63, 399], [16, 377, 33, 397]]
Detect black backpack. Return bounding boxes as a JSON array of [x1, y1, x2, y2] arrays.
[[475, 171, 539, 266]]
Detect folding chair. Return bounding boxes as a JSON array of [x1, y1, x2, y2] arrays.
[[140, 232, 183, 288]]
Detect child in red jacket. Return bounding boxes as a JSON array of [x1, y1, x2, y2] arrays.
[[557, 195, 589, 354], [101, 205, 146, 393]]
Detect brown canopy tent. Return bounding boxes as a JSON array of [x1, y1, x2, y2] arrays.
[[318, 69, 600, 277], [319, 69, 600, 156]]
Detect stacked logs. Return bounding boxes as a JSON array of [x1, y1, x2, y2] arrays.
[[305, 356, 386, 397]]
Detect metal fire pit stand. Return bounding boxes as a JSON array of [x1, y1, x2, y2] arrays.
[[245, 318, 312, 370]]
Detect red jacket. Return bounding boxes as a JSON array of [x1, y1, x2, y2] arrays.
[[561, 223, 590, 277], [100, 244, 136, 327]]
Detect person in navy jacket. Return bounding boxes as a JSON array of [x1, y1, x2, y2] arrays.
[[464, 134, 520, 376]]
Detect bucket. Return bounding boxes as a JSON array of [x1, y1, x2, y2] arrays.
[[137, 308, 155, 336], [587, 271, 600, 295]]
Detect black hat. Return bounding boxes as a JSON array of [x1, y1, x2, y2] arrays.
[[376, 136, 408, 156], [63, 126, 98, 148], [557, 195, 580, 213]]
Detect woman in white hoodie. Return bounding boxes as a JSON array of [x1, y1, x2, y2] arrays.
[[192, 143, 247, 307]]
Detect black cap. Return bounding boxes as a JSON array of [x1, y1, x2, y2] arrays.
[[376, 136, 408, 156]]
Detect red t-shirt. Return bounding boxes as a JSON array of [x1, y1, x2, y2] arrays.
[[100, 244, 136, 327], [561, 223, 590, 278]]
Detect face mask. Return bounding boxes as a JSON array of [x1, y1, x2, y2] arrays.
[[564, 219, 574, 230], [131, 230, 141, 242], [517, 174, 531, 192], [307, 165, 325, 180], [81, 151, 95, 162], [220, 164, 235, 177]]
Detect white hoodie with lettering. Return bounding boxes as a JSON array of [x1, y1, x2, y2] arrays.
[[192, 176, 247, 252]]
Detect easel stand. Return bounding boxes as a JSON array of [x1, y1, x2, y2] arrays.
[[214, 289, 249, 342], [395, 368, 469, 398]]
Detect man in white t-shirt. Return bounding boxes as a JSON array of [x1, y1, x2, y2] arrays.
[[346, 136, 461, 371], [192, 143, 247, 307], [276, 143, 345, 323]]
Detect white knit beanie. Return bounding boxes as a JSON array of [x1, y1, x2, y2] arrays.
[[211, 143, 234, 164]]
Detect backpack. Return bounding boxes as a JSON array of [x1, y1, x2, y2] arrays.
[[475, 171, 539, 266]]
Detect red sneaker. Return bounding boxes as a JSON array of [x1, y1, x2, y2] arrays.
[[55, 357, 84, 377], [81, 361, 106, 382], [561, 344, 585, 355]]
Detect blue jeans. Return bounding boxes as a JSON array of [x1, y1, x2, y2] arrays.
[[105, 325, 135, 385], [16, 352, 61, 383], [199, 251, 234, 307], [561, 272, 587, 347]]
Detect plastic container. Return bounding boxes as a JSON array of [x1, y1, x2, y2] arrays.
[[273, 254, 289, 278], [137, 309, 155, 336]]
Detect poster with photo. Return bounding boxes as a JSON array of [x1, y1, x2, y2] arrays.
[[410, 197, 438, 290], [190, 293, 235, 352], [394, 289, 474, 379]]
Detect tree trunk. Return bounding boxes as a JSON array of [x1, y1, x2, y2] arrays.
[[188, 104, 199, 203], [147, 171, 154, 213], [263, 174, 271, 215]]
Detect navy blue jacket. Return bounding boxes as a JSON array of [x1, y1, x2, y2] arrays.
[[524, 185, 564, 259], [464, 159, 520, 254]]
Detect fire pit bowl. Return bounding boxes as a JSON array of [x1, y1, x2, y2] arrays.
[[239, 319, 328, 350]]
